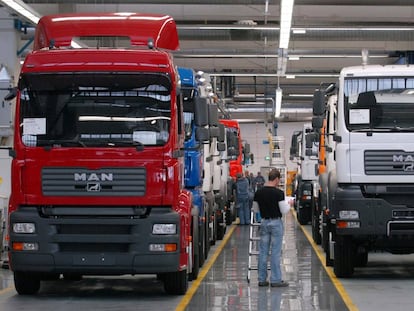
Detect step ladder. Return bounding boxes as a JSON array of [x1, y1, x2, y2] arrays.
[[247, 209, 264, 283]]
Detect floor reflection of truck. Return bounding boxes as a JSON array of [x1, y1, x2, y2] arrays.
[[6, 13, 198, 295]]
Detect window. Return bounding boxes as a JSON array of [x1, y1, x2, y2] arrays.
[[19, 72, 172, 147]]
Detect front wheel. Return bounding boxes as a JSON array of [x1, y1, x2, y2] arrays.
[[333, 235, 354, 278], [354, 251, 368, 267], [163, 270, 188, 295], [198, 223, 206, 268], [14, 272, 41, 295], [189, 216, 199, 281], [216, 209, 226, 240], [297, 205, 309, 225], [311, 206, 321, 245]]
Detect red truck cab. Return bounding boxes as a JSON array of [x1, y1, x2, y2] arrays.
[[7, 13, 195, 295]]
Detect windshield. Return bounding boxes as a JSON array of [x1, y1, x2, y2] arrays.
[[19, 72, 172, 147], [182, 87, 196, 141], [226, 127, 240, 158], [344, 77, 414, 132]]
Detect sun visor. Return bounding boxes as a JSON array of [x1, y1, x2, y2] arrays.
[[33, 13, 179, 51]]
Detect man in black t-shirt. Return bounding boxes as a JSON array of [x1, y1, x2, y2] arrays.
[[253, 169, 289, 288]]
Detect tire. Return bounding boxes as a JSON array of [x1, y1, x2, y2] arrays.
[[311, 205, 321, 245], [204, 213, 210, 259], [164, 270, 188, 295], [210, 209, 218, 246], [14, 271, 41, 295], [216, 209, 225, 240], [189, 216, 199, 281], [198, 223, 206, 267], [354, 251, 368, 267], [297, 204, 309, 225], [333, 235, 354, 278], [322, 221, 329, 253]]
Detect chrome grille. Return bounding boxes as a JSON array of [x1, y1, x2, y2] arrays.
[[42, 167, 146, 196], [364, 150, 414, 175]]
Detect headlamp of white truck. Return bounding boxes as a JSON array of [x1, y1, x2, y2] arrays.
[[339, 210, 359, 219], [152, 224, 176, 234], [13, 223, 36, 234]]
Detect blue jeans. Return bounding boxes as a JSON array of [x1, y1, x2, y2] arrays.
[[237, 198, 250, 225], [258, 218, 283, 283]]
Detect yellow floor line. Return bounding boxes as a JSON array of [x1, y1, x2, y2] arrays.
[[292, 210, 359, 311], [175, 225, 236, 311]]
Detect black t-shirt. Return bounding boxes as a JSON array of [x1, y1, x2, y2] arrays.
[[254, 186, 285, 219]]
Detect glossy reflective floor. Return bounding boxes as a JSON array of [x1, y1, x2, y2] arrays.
[[183, 212, 348, 311]]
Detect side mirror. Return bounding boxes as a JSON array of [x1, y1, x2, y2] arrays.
[[312, 116, 324, 130], [313, 90, 326, 116], [305, 133, 319, 149], [244, 142, 250, 155], [194, 97, 208, 127], [217, 142, 226, 152], [208, 104, 219, 127], [218, 123, 225, 142], [4, 87, 17, 101], [196, 127, 210, 143], [209, 126, 220, 138]]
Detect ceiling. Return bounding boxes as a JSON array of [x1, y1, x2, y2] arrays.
[[3, 0, 414, 122]]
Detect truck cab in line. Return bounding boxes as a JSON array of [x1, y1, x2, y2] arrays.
[[6, 13, 198, 295], [290, 123, 319, 225], [312, 64, 414, 277]]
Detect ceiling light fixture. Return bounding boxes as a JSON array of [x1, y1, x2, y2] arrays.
[[279, 0, 295, 49], [275, 88, 283, 118], [289, 94, 314, 97], [292, 28, 306, 34], [208, 72, 339, 78]]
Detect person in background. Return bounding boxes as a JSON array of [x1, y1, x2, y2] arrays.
[[254, 171, 266, 191], [249, 172, 255, 186], [245, 170, 254, 211], [235, 172, 251, 225], [253, 168, 289, 287]]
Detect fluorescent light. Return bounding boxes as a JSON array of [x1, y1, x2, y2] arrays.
[[302, 26, 414, 31], [208, 72, 339, 78], [285, 75, 296, 79], [275, 88, 282, 118], [178, 25, 279, 31], [279, 0, 295, 49], [1, 0, 40, 24], [288, 56, 300, 60], [292, 28, 306, 34], [289, 94, 313, 97]]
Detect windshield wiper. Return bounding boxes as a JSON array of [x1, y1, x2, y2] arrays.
[[107, 140, 144, 151], [39, 136, 87, 149], [351, 127, 414, 133]]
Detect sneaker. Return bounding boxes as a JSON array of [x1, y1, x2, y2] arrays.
[[271, 281, 289, 287], [258, 281, 269, 287], [232, 217, 240, 225]]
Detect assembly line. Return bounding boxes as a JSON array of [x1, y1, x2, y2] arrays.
[[1, 7, 414, 311]]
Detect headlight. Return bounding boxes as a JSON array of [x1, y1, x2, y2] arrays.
[[152, 224, 176, 234], [13, 223, 36, 234], [339, 210, 359, 219]]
